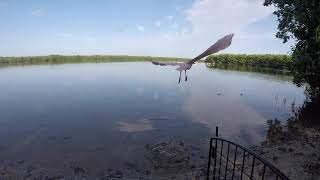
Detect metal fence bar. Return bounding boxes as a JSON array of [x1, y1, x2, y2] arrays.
[[231, 145, 238, 180], [250, 157, 256, 179], [240, 149, 246, 180], [207, 135, 289, 180], [215, 146, 253, 179], [212, 138, 218, 180], [218, 141, 224, 178], [206, 138, 213, 180], [262, 164, 266, 180], [224, 143, 230, 179]]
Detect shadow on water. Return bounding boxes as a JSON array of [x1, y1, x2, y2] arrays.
[[292, 90, 320, 127]]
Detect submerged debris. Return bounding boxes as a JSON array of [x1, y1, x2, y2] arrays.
[[72, 166, 86, 175], [147, 141, 190, 170], [104, 169, 124, 179]]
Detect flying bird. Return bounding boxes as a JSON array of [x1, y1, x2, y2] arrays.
[[151, 33, 234, 83]]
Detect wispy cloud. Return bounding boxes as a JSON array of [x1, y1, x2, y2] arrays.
[[154, 20, 161, 27], [57, 33, 73, 38], [137, 25, 145, 32], [175, 6, 182, 12], [31, 8, 46, 16], [166, 15, 173, 22], [56, 33, 96, 43], [114, 26, 125, 33], [170, 22, 179, 29], [185, 0, 273, 35], [110, 0, 288, 57], [0, 0, 292, 56], [84, 36, 96, 42]]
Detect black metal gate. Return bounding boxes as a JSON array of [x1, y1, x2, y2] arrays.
[[206, 127, 289, 180]]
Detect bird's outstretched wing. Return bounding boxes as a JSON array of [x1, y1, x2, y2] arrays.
[[151, 61, 183, 66], [187, 33, 234, 64]]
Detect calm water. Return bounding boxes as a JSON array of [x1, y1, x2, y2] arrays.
[[0, 62, 305, 175]]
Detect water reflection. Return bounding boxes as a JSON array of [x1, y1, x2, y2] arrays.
[[182, 64, 305, 145], [183, 79, 266, 145], [0, 62, 307, 177], [263, 91, 319, 145]]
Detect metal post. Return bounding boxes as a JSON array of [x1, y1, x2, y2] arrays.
[[206, 138, 213, 180], [213, 126, 219, 179]]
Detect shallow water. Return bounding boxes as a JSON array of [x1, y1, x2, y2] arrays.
[[0, 62, 305, 176]]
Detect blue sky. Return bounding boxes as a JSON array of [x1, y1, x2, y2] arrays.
[[0, 0, 294, 57]]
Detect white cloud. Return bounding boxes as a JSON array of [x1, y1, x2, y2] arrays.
[[175, 6, 182, 11], [119, 0, 286, 57], [154, 21, 161, 27], [3, 0, 292, 56], [137, 25, 145, 32], [185, 0, 274, 35], [166, 15, 173, 22], [181, 28, 189, 35], [31, 8, 46, 16]]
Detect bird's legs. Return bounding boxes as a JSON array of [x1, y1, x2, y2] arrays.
[[185, 70, 187, 81], [178, 70, 182, 84]]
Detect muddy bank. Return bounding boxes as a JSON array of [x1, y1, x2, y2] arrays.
[[1, 122, 319, 179], [251, 120, 320, 180], [0, 140, 209, 180]]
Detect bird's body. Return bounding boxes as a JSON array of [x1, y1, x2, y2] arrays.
[[176, 63, 192, 71], [151, 33, 234, 83]]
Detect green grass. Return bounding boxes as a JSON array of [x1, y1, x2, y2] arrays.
[[206, 54, 292, 70], [0, 55, 188, 65]]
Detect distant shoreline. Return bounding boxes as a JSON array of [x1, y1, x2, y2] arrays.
[[0, 54, 292, 71], [0, 55, 189, 66]]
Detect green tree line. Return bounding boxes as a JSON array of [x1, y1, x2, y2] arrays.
[[264, 0, 320, 98], [206, 54, 292, 69]]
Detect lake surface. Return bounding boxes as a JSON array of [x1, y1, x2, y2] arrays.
[[0, 62, 306, 177]]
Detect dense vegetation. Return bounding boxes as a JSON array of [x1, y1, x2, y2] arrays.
[[264, 0, 320, 97], [1, 54, 294, 71], [0, 55, 187, 65], [206, 63, 291, 76], [206, 54, 292, 69]]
